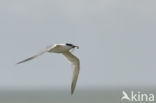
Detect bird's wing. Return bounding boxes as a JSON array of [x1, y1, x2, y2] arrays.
[[17, 45, 54, 64], [62, 51, 80, 95]]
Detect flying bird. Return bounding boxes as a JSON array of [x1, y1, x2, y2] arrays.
[[17, 43, 80, 95]]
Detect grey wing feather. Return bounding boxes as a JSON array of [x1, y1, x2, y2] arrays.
[[62, 51, 80, 95], [17, 46, 53, 64], [71, 61, 80, 95]]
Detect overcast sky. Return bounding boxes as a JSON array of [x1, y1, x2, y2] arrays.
[[0, 0, 156, 90]]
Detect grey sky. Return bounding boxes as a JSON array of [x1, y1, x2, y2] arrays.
[[0, 0, 156, 89]]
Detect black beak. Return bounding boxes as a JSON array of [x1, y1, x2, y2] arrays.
[[73, 45, 79, 49]]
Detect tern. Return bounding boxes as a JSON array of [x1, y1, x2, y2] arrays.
[[17, 43, 80, 95]]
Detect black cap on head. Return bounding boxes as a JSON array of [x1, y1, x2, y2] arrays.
[[66, 43, 74, 47], [65, 43, 79, 49]]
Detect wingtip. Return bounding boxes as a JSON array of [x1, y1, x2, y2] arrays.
[[16, 61, 24, 64], [71, 90, 74, 96], [71, 84, 76, 96], [16, 62, 21, 64], [16, 62, 20, 65]]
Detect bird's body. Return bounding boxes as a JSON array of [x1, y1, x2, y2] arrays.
[[17, 43, 80, 95], [48, 44, 72, 53]]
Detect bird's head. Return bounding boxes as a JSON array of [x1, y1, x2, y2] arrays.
[[65, 43, 79, 49]]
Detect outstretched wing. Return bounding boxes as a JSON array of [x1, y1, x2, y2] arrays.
[[17, 45, 54, 64], [62, 51, 80, 95]]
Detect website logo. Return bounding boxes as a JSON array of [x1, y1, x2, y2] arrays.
[[121, 91, 155, 102]]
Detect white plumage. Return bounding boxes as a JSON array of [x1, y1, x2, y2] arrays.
[[17, 43, 80, 95]]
